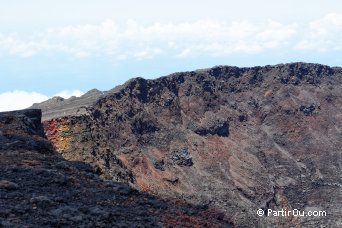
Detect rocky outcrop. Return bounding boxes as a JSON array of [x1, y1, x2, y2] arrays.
[[0, 109, 230, 227], [0, 109, 53, 153], [36, 62, 342, 227]]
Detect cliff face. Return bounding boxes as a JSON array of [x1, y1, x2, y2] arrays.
[[0, 109, 229, 227], [38, 62, 342, 227]]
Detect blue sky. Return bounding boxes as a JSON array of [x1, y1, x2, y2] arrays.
[[1, 0, 342, 111]]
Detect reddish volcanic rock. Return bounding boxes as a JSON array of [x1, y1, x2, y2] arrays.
[[35, 62, 342, 227]]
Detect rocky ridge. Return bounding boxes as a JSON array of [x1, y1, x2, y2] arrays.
[[31, 89, 105, 121], [33, 62, 342, 227]]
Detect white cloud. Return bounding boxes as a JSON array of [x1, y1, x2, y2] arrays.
[[295, 13, 342, 51], [0, 14, 341, 59], [0, 90, 84, 112], [176, 48, 192, 58], [0, 91, 49, 112]]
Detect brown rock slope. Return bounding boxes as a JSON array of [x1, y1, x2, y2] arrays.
[[0, 109, 230, 227], [37, 62, 341, 227]]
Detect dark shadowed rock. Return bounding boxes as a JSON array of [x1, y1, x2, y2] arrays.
[[0, 180, 19, 190], [0, 109, 53, 153], [170, 148, 193, 166], [299, 104, 316, 116], [153, 159, 165, 171]]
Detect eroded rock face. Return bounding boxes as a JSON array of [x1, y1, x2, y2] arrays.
[[38, 62, 342, 227], [0, 109, 230, 227]]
